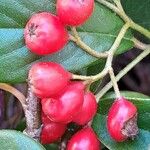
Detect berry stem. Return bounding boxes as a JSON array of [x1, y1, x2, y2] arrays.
[[105, 23, 129, 98], [72, 68, 108, 81], [130, 22, 150, 39], [105, 23, 130, 67], [72, 23, 129, 86], [70, 27, 108, 58], [71, 27, 80, 41], [96, 0, 120, 14], [0, 83, 26, 110], [132, 37, 150, 50], [108, 67, 121, 98], [113, 0, 125, 12], [71, 0, 149, 100], [96, 47, 150, 101], [96, 0, 150, 39]]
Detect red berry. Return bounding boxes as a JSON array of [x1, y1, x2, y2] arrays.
[[67, 127, 100, 150], [41, 115, 66, 144], [42, 112, 52, 124], [52, 81, 85, 97], [24, 12, 68, 55], [42, 82, 84, 123], [73, 92, 97, 125], [107, 97, 139, 142], [67, 81, 85, 91], [29, 62, 72, 98], [56, 0, 94, 26]]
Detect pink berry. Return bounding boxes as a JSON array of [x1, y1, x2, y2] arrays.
[[24, 12, 68, 55], [57, 0, 94, 26], [42, 82, 84, 123], [107, 97, 139, 142], [73, 92, 97, 125], [67, 127, 100, 150], [41, 114, 66, 144], [29, 62, 72, 98]]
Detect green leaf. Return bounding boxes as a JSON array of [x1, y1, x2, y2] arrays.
[[43, 144, 59, 150], [16, 119, 26, 131], [92, 91, 150, 149], [0, 0, 133, 83], [92, 114, 150, 150], [0, 130, 45, 150], [122, 0, 150, 30], [0, 0, 56, 28], [97, 91, 150, 131], [78, 60, 106, 93]]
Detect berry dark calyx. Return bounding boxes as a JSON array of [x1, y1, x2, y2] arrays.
[[28, 23, 38, 37], [121, 113, 138, 140], [107, 97, 139, 142]]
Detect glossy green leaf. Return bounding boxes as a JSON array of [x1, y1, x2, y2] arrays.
[[122, 0, 150, 29], [0, 0, 133, 83], [92, 91, 150, 149], [0, 130, 45, 150], [0, 0, 56, 28], [43, 144, 58, 150], [78, 60, 106, 93], [93, 114, 150, 150], [97, 91, 150, 131]]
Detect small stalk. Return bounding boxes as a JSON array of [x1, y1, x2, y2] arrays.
[[96, 47, 150, 100]]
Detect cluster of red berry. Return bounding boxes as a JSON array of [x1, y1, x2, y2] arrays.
[[29, 62, 100, 149], [29, 62, 138, 148], [24, 0, 139, 149], [24, 0, 94, 55]]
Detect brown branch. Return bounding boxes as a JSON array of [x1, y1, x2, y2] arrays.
[[24, 81, 42, 142]]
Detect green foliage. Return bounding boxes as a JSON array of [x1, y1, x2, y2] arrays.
[[93, 114, 150, 150], [92, 91, 150, 150], [43, 144, 59, 150], [1, 0, 149, 149], [0, 0, 133, 83], [0, 130, 45, 150], [122, 0, 150, 30]]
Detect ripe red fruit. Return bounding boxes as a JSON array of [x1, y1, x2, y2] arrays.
[[29, 62, 71, 98], [67, 127, 100, 150], [42, 82, 84, 123], [67, 81, 85, 91], [56, 0, 94, 26], [73, 92, 97, 125], [41, 115, 66, 144], [107, 97, 139, 142], [41, 112, 52, 124], [24, 12, 68, 55]]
